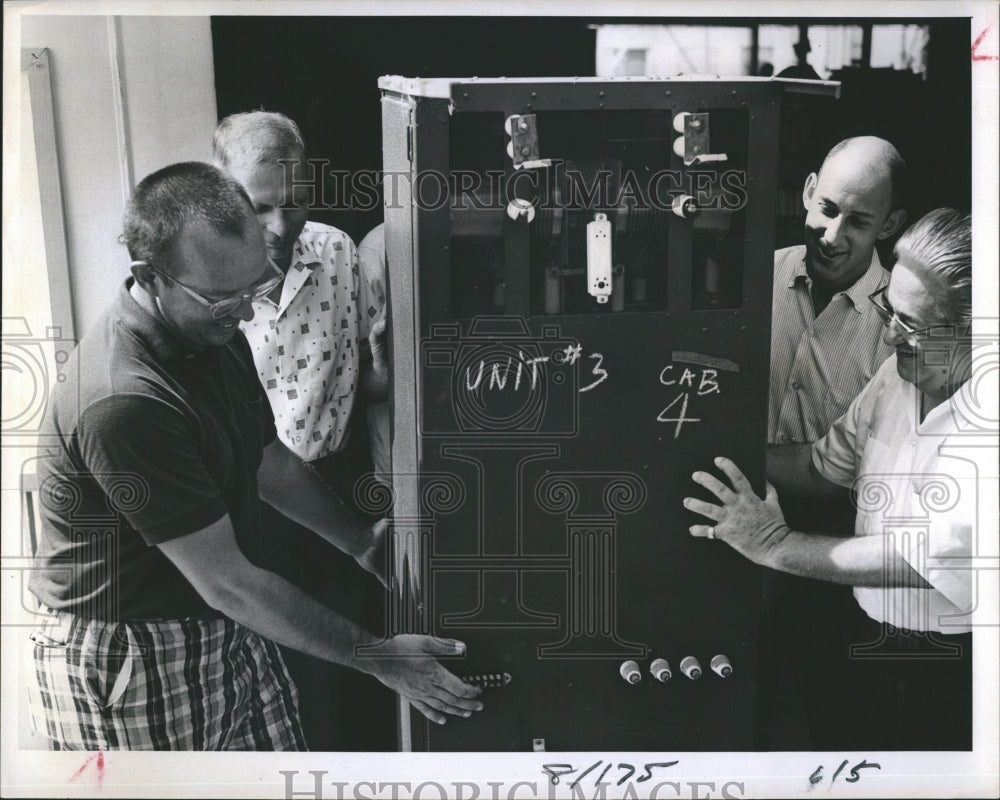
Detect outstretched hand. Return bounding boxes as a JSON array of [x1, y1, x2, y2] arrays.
[[360, 635, 484, 725], [683, 456, 791, 567]]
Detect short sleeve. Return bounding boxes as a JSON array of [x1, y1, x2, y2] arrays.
[[812, 358, 900, 488], [231, 329, 277, 453], [811, 399, 864, 488], [76, 394, 228, 544]]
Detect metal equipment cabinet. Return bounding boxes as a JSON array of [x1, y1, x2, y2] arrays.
[[377, 75, 828, 752]]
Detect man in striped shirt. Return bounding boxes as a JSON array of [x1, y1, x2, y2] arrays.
[[761, 136, 908, 748], [769, 136, 908, 446]]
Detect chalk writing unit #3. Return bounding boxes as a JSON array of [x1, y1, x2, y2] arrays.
[[458, 342, 726, 439]]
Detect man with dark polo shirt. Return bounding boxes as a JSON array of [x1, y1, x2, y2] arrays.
[[25, 162, 482, 750]]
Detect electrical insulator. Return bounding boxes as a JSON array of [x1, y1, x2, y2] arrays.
[[671, 194, 700, 220], [619, 660, 642, 684], [672, 111, 690, 159], [710, 654, 733, 678], [650, 658, 672, 682], [680, 656, 703, 680], [506, 198, 536, 224]]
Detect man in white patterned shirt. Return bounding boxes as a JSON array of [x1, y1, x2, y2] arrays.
[[214, 112, 386, 462], [761, 136, 908, 748], [214, 111, 392, 750]]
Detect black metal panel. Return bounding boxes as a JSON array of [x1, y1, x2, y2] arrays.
[[411, 312, 763, 752], [383, 77, 789, 752]]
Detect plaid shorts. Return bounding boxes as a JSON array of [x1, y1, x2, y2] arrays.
[[25, 610, 307, 751]]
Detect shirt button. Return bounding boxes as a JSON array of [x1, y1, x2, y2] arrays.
[[791, 382, 802, 390], [807, 329, 815, 337], [287, 376, 295, 383]]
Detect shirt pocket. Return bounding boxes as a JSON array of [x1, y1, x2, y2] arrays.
[[821, 380, 862, 428]]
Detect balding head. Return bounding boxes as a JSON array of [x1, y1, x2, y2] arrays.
[[800, 136, 909, 290], [820, 137, 907, 212]]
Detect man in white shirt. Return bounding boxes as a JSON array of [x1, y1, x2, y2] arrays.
[[688, 209, 979, 749]]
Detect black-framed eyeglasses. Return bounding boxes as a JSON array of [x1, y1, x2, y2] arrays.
[[868, 285, 953, 347], [131, 257, 284, 319]]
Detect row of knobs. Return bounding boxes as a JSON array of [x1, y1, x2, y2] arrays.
[[619, 655, 732, 684], [461, 672, 513, 689]]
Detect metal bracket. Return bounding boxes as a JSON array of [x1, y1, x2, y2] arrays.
[[673, 112, 728, 166], [505, 114, 551, 170]]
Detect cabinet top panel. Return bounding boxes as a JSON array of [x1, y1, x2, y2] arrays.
[[378, 74, 839, 100]]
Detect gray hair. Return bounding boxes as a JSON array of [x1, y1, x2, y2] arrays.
[[894, 207, 972, 325], [122, 161, 253, 275], [213, 110, 305, 170]]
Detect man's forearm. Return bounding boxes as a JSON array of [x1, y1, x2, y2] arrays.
[[769, 530, 930, 589], [215, 562, 379, 668], [259, 444, 372, 557], [158, 519, 482, 723], [362, 359, 389, 402], [362, 318, 389, 402]]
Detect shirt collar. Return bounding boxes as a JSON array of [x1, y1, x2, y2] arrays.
[[260, 234, 324, 318], [842, 250, 887, 313], [117, 277, 209, 361], [789, 249, 887, 314], [287, 236, 323, 273]]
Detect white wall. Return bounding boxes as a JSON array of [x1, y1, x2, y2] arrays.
[[119, 17, 220, 183], [18, 14, 218, 336], [1, 14, 218, 726]]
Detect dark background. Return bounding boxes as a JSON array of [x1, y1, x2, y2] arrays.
[[212, 16, 971, 256]]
